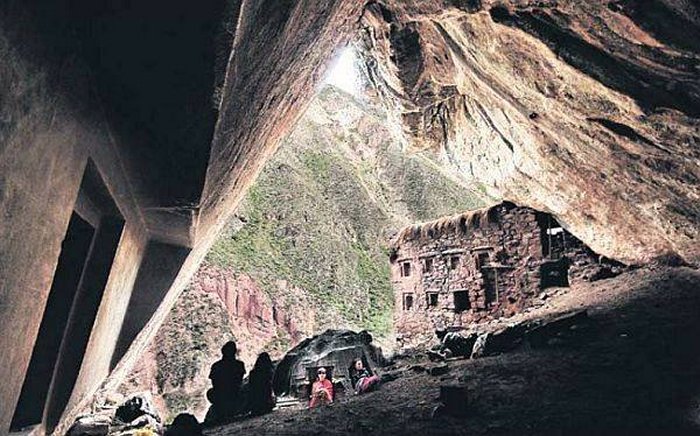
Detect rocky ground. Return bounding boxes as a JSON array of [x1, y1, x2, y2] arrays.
[[202, 266, 700, 435]]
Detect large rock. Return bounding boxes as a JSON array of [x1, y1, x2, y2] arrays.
[[272, 330, 386, 397], [66, 415, 111, 436], [442, 332, 478, 358], [470, 310, 591, 357], [114, 393, 160, 425], [359, 0, 700, 265]]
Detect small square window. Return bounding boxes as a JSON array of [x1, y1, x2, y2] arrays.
[[476, 252, 490, 269], [401, 261, 411, 277], [424, 257, 433, 273], [426, 292, 438, 307], [449, 256, 460, 270], [454, 291, 470, 312], [403, 293, 414, 311]]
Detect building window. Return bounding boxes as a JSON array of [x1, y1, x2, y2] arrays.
[[453, 291, 470, 312], [476, 252, 490, 269], [426, 292, 438, 308], [403, 293, 414, 311], [449, 256, 460, 270], [423, 257, 433, 273], [401, 261, 411, 277]]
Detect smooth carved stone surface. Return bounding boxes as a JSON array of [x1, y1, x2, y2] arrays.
[[359, 0, 700, 265]]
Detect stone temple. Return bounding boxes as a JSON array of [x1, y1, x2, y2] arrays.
[[390, 202, 623, 348]]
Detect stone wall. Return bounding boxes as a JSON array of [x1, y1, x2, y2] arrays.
[[391, 202, 606, 348], [0, 16, 151, 433]]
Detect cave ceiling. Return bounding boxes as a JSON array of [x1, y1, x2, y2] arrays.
[[356, 0, 700, 264]]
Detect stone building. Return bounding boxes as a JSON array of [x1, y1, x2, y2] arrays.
[[390, 202, 619, 348]]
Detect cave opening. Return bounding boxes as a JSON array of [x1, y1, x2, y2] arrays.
[[324, 46, 361, 96]]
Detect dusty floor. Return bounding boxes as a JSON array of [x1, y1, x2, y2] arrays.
[[205, 266, 700, 435]]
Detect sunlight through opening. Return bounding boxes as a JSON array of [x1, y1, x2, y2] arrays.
[[325, 46, 361, 95]]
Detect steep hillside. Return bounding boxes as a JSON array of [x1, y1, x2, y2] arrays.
[[121, 85, 484, 420], [206, 86, 483, 337]]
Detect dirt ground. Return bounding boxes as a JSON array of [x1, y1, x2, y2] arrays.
[[205, 266, 700, 435]]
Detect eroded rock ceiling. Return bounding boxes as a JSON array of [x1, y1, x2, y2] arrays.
[[357, 0, 700, 265]]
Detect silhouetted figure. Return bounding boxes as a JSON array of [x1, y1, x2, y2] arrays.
[[207, 341, 245, 422], [247, 352, 276, 416], [309, 367, 333, 408], [165, 413, 202, 436]]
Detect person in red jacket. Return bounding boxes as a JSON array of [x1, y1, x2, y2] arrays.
[[309, 367, 333, 408]]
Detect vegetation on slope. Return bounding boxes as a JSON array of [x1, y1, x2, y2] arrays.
[[205, 85, 484, 338]]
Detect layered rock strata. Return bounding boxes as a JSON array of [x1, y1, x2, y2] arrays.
[[358, 0, 700, 264]]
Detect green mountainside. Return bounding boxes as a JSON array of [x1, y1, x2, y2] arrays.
[[206, 85, 484, 338]]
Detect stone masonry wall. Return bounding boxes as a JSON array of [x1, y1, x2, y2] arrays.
[[391, 202, 603, 348]]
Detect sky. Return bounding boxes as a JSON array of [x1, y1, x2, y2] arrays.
[[325, 46, 361, 95]]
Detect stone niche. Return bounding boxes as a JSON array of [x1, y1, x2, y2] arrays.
[[390, 202, 623, 349]]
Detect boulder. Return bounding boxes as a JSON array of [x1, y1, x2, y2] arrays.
[[441, 332, 477, 357], [525, 310, 590, 348], [470, 333, 489, 359], [469, 324, 528, 358], [114, 393, 161, 425], [469, 310, 592, 358], [67, 415, 111, 436], [272, 329, 385, 398]]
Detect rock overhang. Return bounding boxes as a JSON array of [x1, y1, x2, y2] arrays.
[[356, 0, 700, 265]]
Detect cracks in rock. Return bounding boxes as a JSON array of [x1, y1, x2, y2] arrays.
[[587, 117, 667, 152], [388, 22, 424, 94], [364, 1, 395, 24], [448, 0, 483, 14], [615, 0, 700, 53], [473, 101, 515, 152]]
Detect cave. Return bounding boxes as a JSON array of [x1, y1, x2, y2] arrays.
[[1, 0, 699, 434]]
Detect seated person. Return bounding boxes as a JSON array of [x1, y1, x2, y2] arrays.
[[309, 367, 333, 408], [350, 358, 381, 394], [247, 352, 276, 416], [207, 341, 246, 421]]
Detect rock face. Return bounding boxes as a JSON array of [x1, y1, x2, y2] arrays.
[[358, 0, 700, 265], [191, 266, 313, 364]]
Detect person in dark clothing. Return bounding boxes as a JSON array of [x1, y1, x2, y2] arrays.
[[207, 341, 246, 422], [349, 358, 381, 394], [165, 413, 202, 436], [247, 352, 276, 416]]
